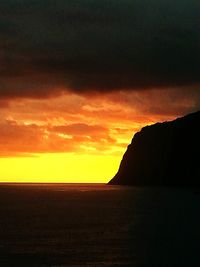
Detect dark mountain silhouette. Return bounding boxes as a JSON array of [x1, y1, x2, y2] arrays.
[[108, 111, 200, 186]]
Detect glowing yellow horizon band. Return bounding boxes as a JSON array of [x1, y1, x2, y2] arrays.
[[0, 153, 121, 183]]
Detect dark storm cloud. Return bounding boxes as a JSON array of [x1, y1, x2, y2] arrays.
[[0, 0, 200, 98]]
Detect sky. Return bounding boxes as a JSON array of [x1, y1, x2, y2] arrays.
[[0, 0, 200, 182]]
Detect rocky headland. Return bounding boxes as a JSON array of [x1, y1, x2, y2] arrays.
[[108, 111, 200, 186]]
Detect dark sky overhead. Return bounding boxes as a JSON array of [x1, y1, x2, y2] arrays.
[[0, 0, 200, 98]]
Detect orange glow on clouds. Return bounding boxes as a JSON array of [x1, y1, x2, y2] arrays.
[[0, 90, 188, 183]]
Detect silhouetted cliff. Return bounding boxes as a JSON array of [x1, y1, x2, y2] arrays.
[[108, 111, 200, 186]]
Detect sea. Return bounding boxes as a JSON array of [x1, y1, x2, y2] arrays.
[[0, 183, 200, 267]]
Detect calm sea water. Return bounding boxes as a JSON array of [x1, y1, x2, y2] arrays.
[[0, 183, 200, 266]]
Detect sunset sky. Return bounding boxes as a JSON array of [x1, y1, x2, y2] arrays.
[[0, 0, 200, 183]]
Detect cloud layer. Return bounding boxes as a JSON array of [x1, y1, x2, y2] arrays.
[[0, 119, 116, 156], [1, 0, 200, 98], [1, 89, 199, 157]]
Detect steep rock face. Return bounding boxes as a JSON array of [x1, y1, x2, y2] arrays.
[[108, 111, 200, 186]]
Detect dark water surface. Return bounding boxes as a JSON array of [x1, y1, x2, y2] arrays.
[[0, 183, 200, 266]]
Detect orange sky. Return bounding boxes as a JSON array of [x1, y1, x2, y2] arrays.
[[0, 88, 196, 183]]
